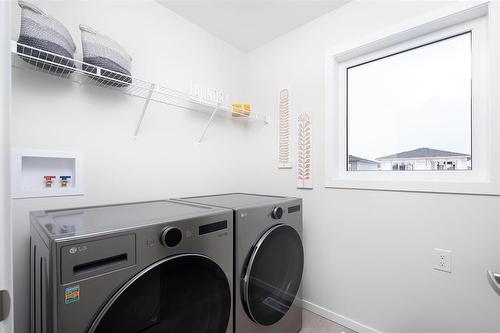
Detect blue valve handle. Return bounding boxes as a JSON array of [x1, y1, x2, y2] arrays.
[[60, 176, 72, 180]]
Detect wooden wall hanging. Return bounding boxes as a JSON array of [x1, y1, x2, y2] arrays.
[[297, 112, 312, 189], [278, 88, 292, 168]]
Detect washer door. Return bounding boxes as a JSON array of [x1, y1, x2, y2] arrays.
[[89, 254, 231, 333], [242, 224, 304, 326]]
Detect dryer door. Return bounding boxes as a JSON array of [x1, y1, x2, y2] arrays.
[[242, 224, 304, 326], [88, 254, 231, 333]]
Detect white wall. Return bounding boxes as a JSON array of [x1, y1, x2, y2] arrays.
[[1, 1, 13, 332], [238, 1, 500, 333], [10, 1, 263, 332]]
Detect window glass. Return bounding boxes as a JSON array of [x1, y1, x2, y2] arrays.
[[347, 32, 472, 171]]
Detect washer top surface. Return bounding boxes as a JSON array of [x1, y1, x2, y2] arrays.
[[179, 193, 293, 209], [32, 200, 225, 239]]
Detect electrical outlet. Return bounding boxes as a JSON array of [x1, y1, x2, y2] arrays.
[[433, 248, 452, 273]]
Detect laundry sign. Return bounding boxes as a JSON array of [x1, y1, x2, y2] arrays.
[[190, 83, 229, 106]]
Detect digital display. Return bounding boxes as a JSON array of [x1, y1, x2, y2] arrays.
[[288, 205, 301, 213], [199, 220, 227, 235]]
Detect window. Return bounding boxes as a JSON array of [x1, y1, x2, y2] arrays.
[[346, 32, 472, 172], [324, 4, 498, 194]]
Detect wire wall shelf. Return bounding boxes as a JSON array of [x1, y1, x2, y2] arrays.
[[11, 41, 269, 141]]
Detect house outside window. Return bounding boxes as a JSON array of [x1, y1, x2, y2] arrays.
[[377, 148, 471, 171], [348, 155, 379, 171]]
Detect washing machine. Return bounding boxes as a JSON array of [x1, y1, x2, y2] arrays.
[[30, 200, 233, 333], [175, 193, 304, 333]]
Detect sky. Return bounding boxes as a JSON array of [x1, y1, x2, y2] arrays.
[[347, 32, 472, 162]]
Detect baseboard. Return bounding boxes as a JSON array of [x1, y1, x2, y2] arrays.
[[302, 300, 385, 333]]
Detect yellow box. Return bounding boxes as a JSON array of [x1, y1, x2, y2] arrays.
[[232, 104, 251, 117]]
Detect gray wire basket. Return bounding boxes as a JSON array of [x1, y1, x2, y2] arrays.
[[80, 25, 133, 87], [17, 0, 76, 74]]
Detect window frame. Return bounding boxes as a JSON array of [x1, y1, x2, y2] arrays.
[[324, 2, 500, 194]]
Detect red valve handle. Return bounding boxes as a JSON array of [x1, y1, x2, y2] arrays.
[[44, 176, 56, 181]]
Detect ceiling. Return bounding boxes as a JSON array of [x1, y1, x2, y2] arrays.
[[158, 1, 350, 52]]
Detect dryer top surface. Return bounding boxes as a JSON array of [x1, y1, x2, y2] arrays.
[[31, 200, 226, 240], [178, 193, 294, 209]]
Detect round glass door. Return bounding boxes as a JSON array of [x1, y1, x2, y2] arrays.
[[89, 254, 231, 333], [242, 224, 304, 326]]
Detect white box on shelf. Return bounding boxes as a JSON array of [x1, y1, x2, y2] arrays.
[[11, 149, 84, 199]]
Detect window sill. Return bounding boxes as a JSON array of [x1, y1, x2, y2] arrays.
[[324, 178, 499, 195]]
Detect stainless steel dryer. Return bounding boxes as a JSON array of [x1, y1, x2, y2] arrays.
[[175, 193, 304, 333], [30, 200, 233, 333]]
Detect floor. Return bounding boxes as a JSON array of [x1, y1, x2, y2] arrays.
[[302, 309, 357, 333]]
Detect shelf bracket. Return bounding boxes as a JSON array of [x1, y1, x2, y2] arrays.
[[198, 104, 219, 142], [134, 83, 156, 137]]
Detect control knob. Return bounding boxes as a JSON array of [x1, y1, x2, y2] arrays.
[[271, 207, 283, 219], [161, 227, 183, 247]]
